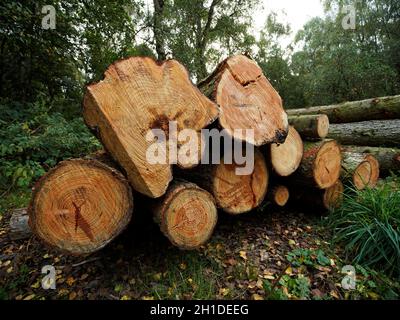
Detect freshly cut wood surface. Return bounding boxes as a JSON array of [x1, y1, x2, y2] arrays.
[[342, 145, 400, 177], [328, 120, 400, 147], [288, 140, 341, 189], [83, 57, 219, 198], [341, 152, 380, 190], [177, 149, 269, 214], [286, 95, 400, 123], [153, 181, 217, 250], [199, 54, 288, 146], [268, 185, 290, 207], [270, 126, 303, 176], [288, 114, 329, 139], [28, 159, 133, 255]]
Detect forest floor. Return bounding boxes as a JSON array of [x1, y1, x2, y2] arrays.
[[0, 195, 399, 300]]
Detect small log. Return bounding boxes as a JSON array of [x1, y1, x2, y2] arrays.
[[28, 159, 133, 255], [267, 185, 290, 207], [327, 120, 400, 147], [341, 152, 380, 190], [286, 95, 400, 123], [341, 145, 400, 177], [270, 126, 303, 176], [83, 57, 219, 198], [177, 149, 269, 215], [287, 140, 341, 189], [198, 54, 289, 146], [288, 114, 329, 140], [153, 181, 217, 250], [9, 208, 31, 240]]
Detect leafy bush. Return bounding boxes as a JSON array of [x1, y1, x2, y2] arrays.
[[0, 99, 101, 190], [328, 180, 400, 277]]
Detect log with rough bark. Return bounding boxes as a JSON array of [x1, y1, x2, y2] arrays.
[[288, 114, 329, 140], [28, 159, 133, 255], [342, 145, 400, 176], [267, 185, 290, 207], [327, 120, 400, 147], [286, 95, 400, 123], [291, 180, 344, 211], [176, 149, 269, 215], [270, 126, 303, 176], [341, 152, 380, 190], [83, 57, 219, 198], [198, 54, 289, 146], [287, 140, 341, 189], [153, 181, 217, 250], [9, 208, 31, 241]]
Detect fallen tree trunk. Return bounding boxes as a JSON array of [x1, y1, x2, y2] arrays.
[[267, 185, 290, 207], [83, 57, 219, 198], [153, 181, 217, 250], [28, 158, 133, 255], [341, 152, 380, 190], [287, 140, 341, 189], [328, 120, 400, 147], [176, 149, 269, 215], [198, 54, 288, 146], [286, 95, 400, 123], [288, 114, 329, 140], [270, 126, 303, 176], [9, 208, 30, 241], [291, 180, 344, 211], [341, 145, 400, 176]]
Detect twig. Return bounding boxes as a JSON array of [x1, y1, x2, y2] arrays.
[[71, 257, 100, 267]]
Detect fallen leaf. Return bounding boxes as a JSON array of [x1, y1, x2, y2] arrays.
[[288, 239, 296, 246], [179, 263, 187, 270], [239, 251, 247, 261], [121, 295, 131, 300], [219, 288, 230, 296], [66, 276, 75, 286], [69, 291, 77, 300], [23, 294, 36, 300], [142, 296, 154, 300], [252, 294, 264, 300]]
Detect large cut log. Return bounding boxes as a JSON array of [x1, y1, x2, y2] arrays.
[[341, 152, 379, 190], [176, 149, 269, 214], [28, 159, 133, 255], [9, 208, 30, 241], [288, 114, 329, 140], [83, 57, 219, 198], [291, 180, 344, 211], [327, 120, 400, 147], [153, 181, 217, 250], [286, 95, 400, 123], [267, 185, 290, 207], [287, 140, 341, 189], [342, 145, 400, 176], [270, 126, 303, 176], [198, 54, 289, 146]]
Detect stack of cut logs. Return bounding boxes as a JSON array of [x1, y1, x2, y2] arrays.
[[20, 55, 400, 255]]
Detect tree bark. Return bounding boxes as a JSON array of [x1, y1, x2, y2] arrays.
[[327, 120, 400, 147], [341, 152, 380, 190], [286, 140, 341, 189], [176, 149, 269, 215], [288, 114, 329, 140], [153, 180, 217, 250], [267, 185, 289, 207], [153, 0, 167, 60], [83, 57, 219, 198], [28, 158, 133, 255], [198, 54, 289, 146], [270, 126, 303, 177], [341, 145, 400, 177], [9, 208, 31, 241], [286, 95, 400, 123]]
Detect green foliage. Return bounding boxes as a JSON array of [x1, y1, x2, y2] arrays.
[[286, 248, 331, 268], [328, 180, 400, 277], [0, 99, 101, 191]]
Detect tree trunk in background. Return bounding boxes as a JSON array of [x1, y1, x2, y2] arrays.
[[270, 126, 303, 177], [286, 95, 400, 123], [286, 140, 341, 189], [341, 145, 400, 177], [341, 152, 380, 190], [198, 54, 289, 146], [328, 120, 400, 147], [176, 149, 269, 215], [288, 114, 329, 140], [153, 0, 167, 61], [83, 57, 219, 198], [153, 180, 217, 250], [28, 159, 133, 255]]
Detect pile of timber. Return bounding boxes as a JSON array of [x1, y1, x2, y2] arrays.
[[18, 55, 399, 255]]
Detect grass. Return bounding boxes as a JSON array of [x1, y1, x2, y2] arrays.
[[328, 177, 400, 278], [0, 188, 31, 216]]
